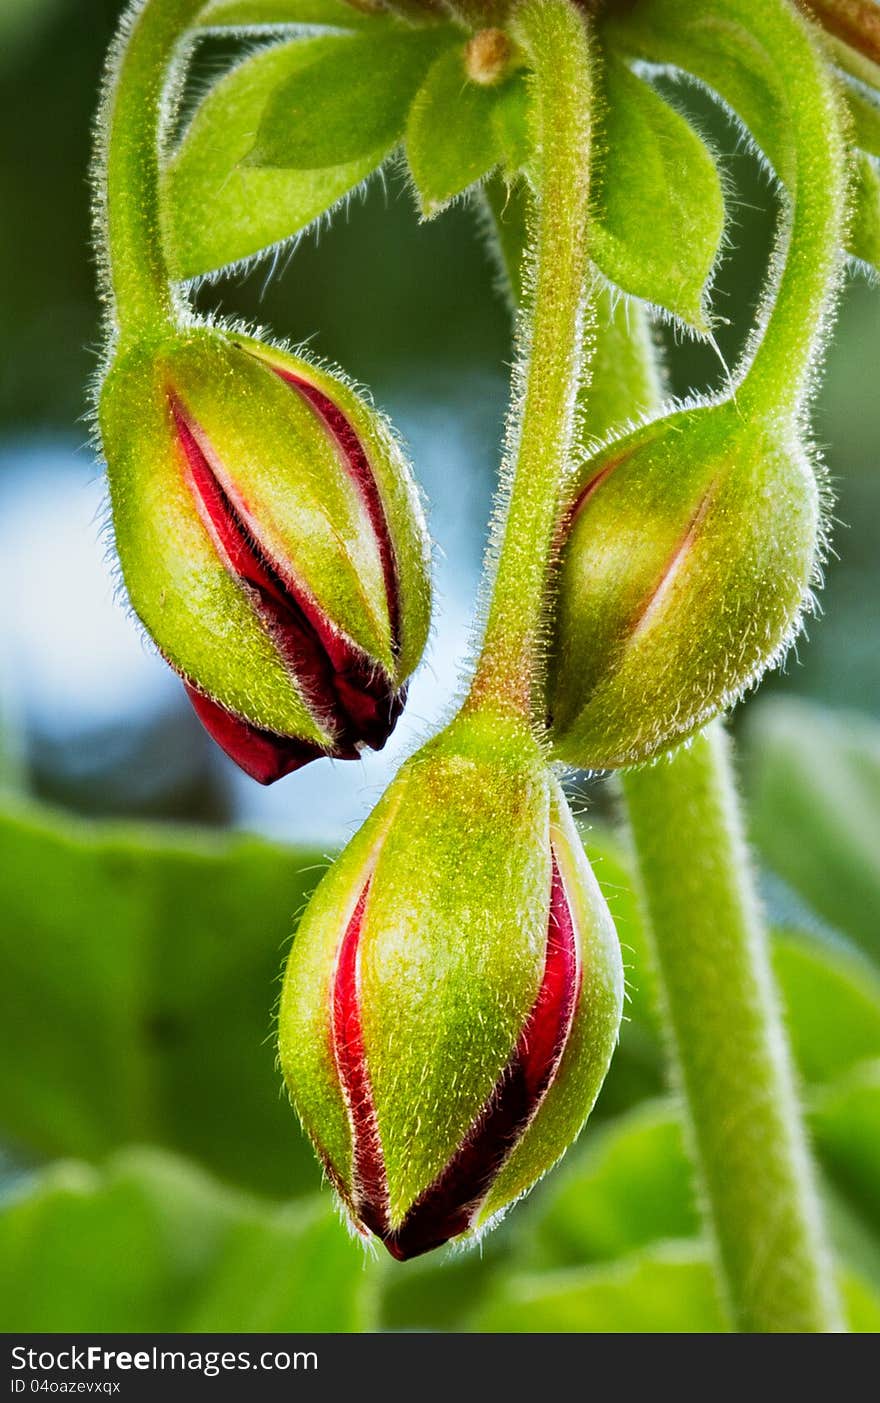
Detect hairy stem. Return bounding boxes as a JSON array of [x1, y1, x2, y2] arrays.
[[465, 0, 594, 722], [97, 0, 205, 342], [622, 729, 843, 1333], [734, 0, 849, 420]]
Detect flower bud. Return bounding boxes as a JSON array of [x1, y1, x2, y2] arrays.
[[99, 327, 430, 783], [547, 402, 820, 769], [279, 714, 623, 1259]]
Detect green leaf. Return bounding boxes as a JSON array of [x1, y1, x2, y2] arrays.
[[492, 74, 531, 176], [0, 794, 325, 1198], [580, 826, 666, 1116], [474, 1244, 730, 1332], [473, 1244, 880, 1333], [523, 1101, 697, 1270], [842, 1267, 880, 1333], [164, 37, 392, 280], [247, 27, 454, 169], [0, 1150, 375, 1332], [812, 1061, 880, 1237], [747, 699, 880, 962], [773, 933, 880, 1088], [592, 53, 725, 333], [406, 46, 528, 218], [199, 0, 372, 27], [850, 150, 880, 272]]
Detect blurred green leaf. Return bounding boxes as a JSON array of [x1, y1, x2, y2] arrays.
[[592, 53, 724, 333], [0, 1149, 375, 1332], [474, 1244, 730, 1332], [247, 27, 453, 168], [842, 1266, 880, 1332], [164, 38, 392, 280], [581, 826, 666, 1117], [379, 1243, 508, 1332], [0, 0, 63, 58], [0, 795, 325, 1197], [522, 1101, 697, 1270], [811, 1061, 880, 1238], [747, 699, 880, 961], [850, 151, 880, 272], [406, 48, 527, 217], [473, 1244, 880, 1332], [199, 0, 372, 27], [773, 933, 880, 1087]]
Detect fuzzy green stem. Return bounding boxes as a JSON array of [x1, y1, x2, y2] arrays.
[[465, 0, 593, 722], [735, 0, 849, 421], [622, 728, 844, 1333], [98, 0, 205, 341]]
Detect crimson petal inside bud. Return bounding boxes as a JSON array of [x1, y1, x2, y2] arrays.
[[173, 390, 405, 781], [183, 683, 330, 785], [332, 855, 581, 1260]]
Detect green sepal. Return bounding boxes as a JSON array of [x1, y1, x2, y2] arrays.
[[592, 51, 724, 335], [548, 401, 819, 769], [405, 45, 528, 218], [246, 26, 457, 169], [238, 334, 431, 681], [164, 37, 393, 281], [477, 781, 623, 1224]]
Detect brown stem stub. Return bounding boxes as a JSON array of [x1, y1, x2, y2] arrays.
[[804, 0, 880, 65], [465, 28, 514, 85]]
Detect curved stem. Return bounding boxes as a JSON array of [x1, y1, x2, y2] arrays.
[[622, 728, 844, 1333], [465, 0, 594, 723], [735, 0, 848, 421], [97, 0, 205, 342]]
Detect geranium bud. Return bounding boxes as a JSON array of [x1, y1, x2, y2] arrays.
[[279, 713, 623, 1259], [547, 401, 820, 769], [99, 327, 431, 782]]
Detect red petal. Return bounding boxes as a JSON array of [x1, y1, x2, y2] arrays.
[[331, 879, 389, 1239], [184, 684, 335, 785]]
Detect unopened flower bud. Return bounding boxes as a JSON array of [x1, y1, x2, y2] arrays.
[[99, 327, 430, 782], [547, 402, 820, 768], [279, 713, 623, 1259]]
